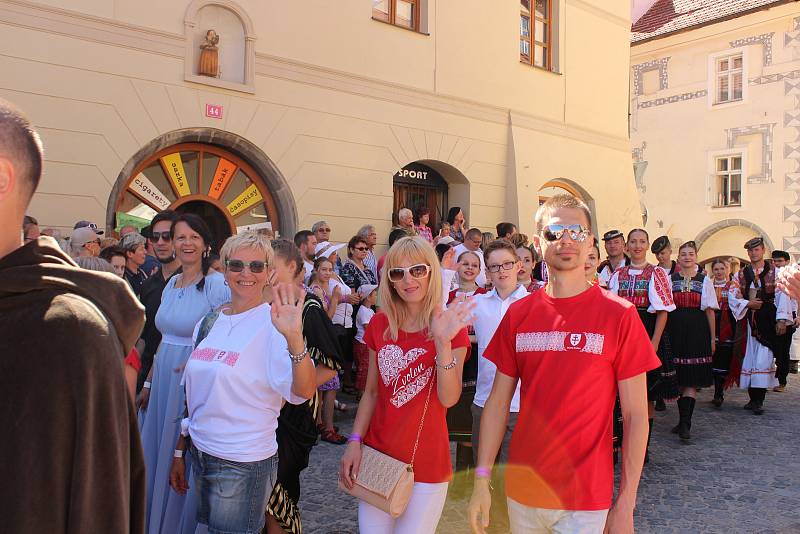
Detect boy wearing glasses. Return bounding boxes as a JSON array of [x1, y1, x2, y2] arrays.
[[468, 195, 658, 534], [468, 239, 528, 533]]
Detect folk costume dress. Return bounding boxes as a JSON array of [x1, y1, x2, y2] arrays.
[[712, 279, 739, 395], [730, 262, 791, 390], [609, 264, 678, 401], [267, 293, 343, 534], [667, 271, 719, 388]]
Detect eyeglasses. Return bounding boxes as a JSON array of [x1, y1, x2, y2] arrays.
[[225, 259, 267, 273], [318, 228, 331, 233], [487, 261, 516, 273], [541, 224, 590, 243], [149, 231, 172, 243], [353, 246, 368, 252], [388, 263, 431, 282]]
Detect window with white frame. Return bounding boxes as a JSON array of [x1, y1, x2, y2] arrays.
[[713, 155, 742, 207], [715, 53, 743, 105]]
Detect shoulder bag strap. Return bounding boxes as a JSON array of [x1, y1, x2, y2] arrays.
[[409, 372, 436, 468]]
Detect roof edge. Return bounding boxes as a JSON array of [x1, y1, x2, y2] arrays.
[[631, 0, 797, 45]]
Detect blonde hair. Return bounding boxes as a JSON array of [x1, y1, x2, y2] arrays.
[[378, 236, 442, 341], [220, 231, 274, 267]]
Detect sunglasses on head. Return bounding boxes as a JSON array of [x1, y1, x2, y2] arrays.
[[148, 231, 172, 243], [225, 259, 267, 273], [541, 224, 590, 243], [388, 263, 431, 282]]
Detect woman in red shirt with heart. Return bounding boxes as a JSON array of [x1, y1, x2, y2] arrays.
[[340, 235, 473, 534]]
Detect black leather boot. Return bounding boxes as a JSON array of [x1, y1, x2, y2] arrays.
[[712, 375, 725, 408], [672, 397, 691, 441]]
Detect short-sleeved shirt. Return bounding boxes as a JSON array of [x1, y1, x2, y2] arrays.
[[363, 312, 470, 483], [484, 284, 660, 511]]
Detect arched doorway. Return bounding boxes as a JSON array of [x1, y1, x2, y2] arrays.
[[392, 162, 449, 230], [537, 180, 584, 205], [109, 129, 296, 252]]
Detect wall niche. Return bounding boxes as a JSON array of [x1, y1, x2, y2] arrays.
[[184, 0, 255, 93]]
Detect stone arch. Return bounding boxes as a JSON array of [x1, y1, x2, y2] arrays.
[[694, 219, 774, 252], [107, 128, 297, 237], [184, 0, 256, 92], [538, 177, 599, 229]]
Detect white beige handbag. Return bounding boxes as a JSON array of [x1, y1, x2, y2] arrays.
[[338, 377, 434, 518]]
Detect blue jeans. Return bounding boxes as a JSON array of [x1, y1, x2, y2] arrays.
[[191, 444, 278, 534]]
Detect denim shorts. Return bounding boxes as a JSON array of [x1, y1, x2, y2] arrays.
[[191, 444, 278, 534]]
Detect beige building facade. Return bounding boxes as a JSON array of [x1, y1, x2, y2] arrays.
[[631, 0, 800, 264], [1, 0, 640, 248]]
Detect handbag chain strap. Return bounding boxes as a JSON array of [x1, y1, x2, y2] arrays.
[[409, 370, 436, 468]]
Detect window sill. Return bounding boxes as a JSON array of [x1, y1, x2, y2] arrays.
[[711, 204, 743, 209], [371, 17, 429, 36], [519, 60, 562, 76], [710, 97, 746, 110]]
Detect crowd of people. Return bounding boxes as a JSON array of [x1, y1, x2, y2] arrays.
[[3, 97, 800, 534]]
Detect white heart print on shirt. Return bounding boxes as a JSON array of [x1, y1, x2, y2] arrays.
[[377, 345, 434, 408]]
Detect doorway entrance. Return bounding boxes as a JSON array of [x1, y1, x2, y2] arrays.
[[174, 199, 231, 253], [392, 162, 448, 230], [114, 142, 281, 252]]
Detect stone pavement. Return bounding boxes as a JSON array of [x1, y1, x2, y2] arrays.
[[298, 376, 800, 533]]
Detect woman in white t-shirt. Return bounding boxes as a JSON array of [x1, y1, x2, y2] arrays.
[[168, 232, 316, 534]]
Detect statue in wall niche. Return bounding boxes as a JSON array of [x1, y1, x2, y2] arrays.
[[198, 29, 220, 77]]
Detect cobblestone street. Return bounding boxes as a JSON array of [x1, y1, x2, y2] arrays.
[[299, 376, 800, 534]]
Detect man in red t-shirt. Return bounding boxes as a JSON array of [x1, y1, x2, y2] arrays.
[[468, 194, 659, 534]]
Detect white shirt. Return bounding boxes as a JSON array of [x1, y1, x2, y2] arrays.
[[598, 257, 627, 288], [303, 260, 313, 282], [184, 303, 309, 462], [355, 305, 375, 344], [329, 278, 353, 328], [471, 285, 529, 412], [453, 244, 487, 288]]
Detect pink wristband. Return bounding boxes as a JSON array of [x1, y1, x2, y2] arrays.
[[348, 433, 362, 443], [475, 467, 491, 479]]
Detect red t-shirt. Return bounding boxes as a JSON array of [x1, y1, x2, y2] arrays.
[[363, 312, 470, 483], [484, 284, 659, 510]]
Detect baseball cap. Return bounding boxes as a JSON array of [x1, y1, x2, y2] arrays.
[[357, 284, 379, 299], [73, 220, 104, 235], [71, 227, 101, 248], [437, 236, 456, 246], [314, 241, 345, 258], [602, 230, 623, 241]]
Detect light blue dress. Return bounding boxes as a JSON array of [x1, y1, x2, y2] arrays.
[[140, 271, 230, 534]]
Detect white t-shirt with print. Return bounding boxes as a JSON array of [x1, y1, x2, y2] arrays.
[[184, 303, 309, 462]]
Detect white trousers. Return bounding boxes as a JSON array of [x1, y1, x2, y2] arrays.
[[507, 498, 609, 534], [358, 481, 449, 534]]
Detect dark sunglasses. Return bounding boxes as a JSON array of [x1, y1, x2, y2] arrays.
[[225, 259, 267, 273], [487, 261, 516, 273], [353, 246, 368, 252], [318, 228, 331, 233], [388, 263, 430, 282], [541, 224, 590, 243], [148, 231, 172, 243]]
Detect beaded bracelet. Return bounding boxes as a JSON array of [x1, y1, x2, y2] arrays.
[[436, 354, 457, 370]]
